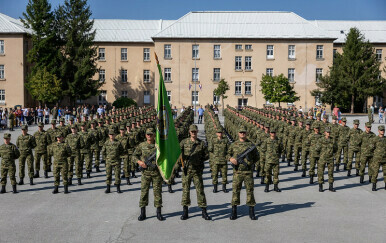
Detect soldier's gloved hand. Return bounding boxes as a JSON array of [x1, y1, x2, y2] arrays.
[[138, 160, 147, 168], [230, 157, 238, 165]]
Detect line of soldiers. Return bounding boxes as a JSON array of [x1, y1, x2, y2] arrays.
[[224, 105, 386, 193]]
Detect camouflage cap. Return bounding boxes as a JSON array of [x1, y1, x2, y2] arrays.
[[264, 123, 270, 128], [71, 124, 77, 129], [270, 128, 276, 133], [189, 124, 198, 132], [59, 118, 65, 122], [323, 115, 329, 119], [216, 128, 223, 133], [378, 125, 385, 131], [38, 122, 44, 127], [305, 120, 312, 125], [55, 132, 64, 138], [342, 117, 347, 122], [51, 119, 56, 124], [3, 133, 11, 139], [81, 122, 86, 126], [290, 117, 296, 121], [126, 122, 131, 127], [69, 117, 75, 121], [146, 128, 155, 135], [91, 120, 97, 125], [108, 129, 115, 135], [98, 119, 103, 123], [119, 125, 125, 130], [21, 125, 28, 130], [365, 122, 372, 128], [325, 127, 331, 133], [313, 124, 320, 129], [238, 125, 247, 133], [353, 119, 360, 125]]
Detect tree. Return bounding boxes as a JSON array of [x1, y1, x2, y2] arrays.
[[260, 74, 300, 107], [25, 67, 62, 105], [56, 0, 101, 104], [112, 97, 137, 108], [214, 79, 230, 114]]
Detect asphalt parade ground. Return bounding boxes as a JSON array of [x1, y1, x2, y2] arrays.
[[0, 115, 385, 243]]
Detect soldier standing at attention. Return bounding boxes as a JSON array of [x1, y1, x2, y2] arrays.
[[33, 122, 48, 178], [102, 129, 124, 194], [227, 125, 258, 221], [79, 122, 93, 178], [0, 133, 20, 193], [330, 116, 340, 172], [17, 125, 37, 185], [133, 128, 164, 221], [370, 125, 386, 191], [293, 119, 304, 171], [97, 119, 107, 165], [359, 122, 376, 184], [66, 125, 84, 185], [309, 124, 323, 184], [347, 120, 363, 176], [286, 117, 297, 166], [115, 125, 131, 185], [89, 120, 102, 173], [124, 123, 136, 185], [50, 132, 72, 194], [300, 120, 313, 177], [208, 128, 229, 193], [46, 119, 58, 172], [335, 118, 350, 172], [316, 127, 337, 192], [180, 124, 211, 221]]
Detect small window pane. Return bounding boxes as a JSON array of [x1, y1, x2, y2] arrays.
[[121, 48, 127, 61]]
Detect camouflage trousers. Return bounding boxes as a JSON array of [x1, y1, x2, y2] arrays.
[[286, 143, 294, 161], [1, 162, 16, 186], [91, 148, 100, 167], [80, 152, 92, 172], [348, 150, 361, 171], [359, 155, 373, 177], [139, 170, 162, 208], [47, 144, 53, 167], [317, 160, 334, 184], [54, 162, 68, 186], [181, 170, 207, 208], [335, 145, 348, 165], [294, 145, 302, 165], [309, 157, 320, 176], [122, 155, 131, 178], [130, 156, 138, 172], [370, 160, 386, 183], [68, 153, 80, 179], [212, 164, 228, 185], [231, 171, 256, 206], [265, 163, 279, 185], [301, 149, 310, 170], [34, 151, 48, 172], [259, 156, 266, 177], [19, 152, 34, 179], [106, 161, 121, 185]]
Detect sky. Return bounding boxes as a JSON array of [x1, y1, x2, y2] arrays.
[[1, 0, 385, 20]]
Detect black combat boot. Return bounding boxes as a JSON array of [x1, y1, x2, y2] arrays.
[[249, 206, 257, 220], [255, 168, 260, 178], [138, 207, 146, 221], [213, 184, 218, 193], [18, 178, 24, 185], [131, 171, 137, 178], [310, 175, 314, 184], [368, 176, 372, 183], [281, 155, 285, 162], [274, 184, 281, 192], [116, 184, 122, 193], [360, 175, 364, 184], [121, 173, 126, 179], [343, 164, 347, 171], [168, 184, 173, 193], [34, 170, 39, 178], [222, 184, 228, 193], [29, 178, 34, 185], [335, 164, 339, 172], [294, 164, 298, 171], [356, 169, 359, 176], [95, 166, 101, 173], [52, 186, 59, 194], [260, 176, 265, 184], [347, 170, 351, 177], [101, 160, 105, 164], [329, 183, 336, 192], [384, 183, 386, 190], [12, 185, 18, 194], [372, 183, 376, 191], [68, 178, 72, 185], [47, 167, 52, 172], [287, 160, 291, 166], [201, 208, 211, 220], [301, 169, 306, 177], [180, 206, 188, 220], [44, 170, 49, 178], [86, 171, 91, 178], [171, 178, 176, 185], [264, 184, 269, 193], [126, 177, 132, 185], [64, 185, 69, 194], [319, 183, 323, 192], [78, 178, 82, 185], [156, 207, 165, 221], [0, 185, 5, 194], [230, 205, 237, 220], [105, 184, 111, 193], [175, 171, 180, 178]]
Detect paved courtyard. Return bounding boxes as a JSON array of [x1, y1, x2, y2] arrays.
[[0, 114, 384, 243]]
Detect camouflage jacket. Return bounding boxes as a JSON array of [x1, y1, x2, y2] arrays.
[[261, 136, 283, 164], [46, 127, 58, 145], [294, 126, 304, 147], [226, 139, 258, 171], [360, 131, 376, 157], [16, 134, 36, 154], [50, 142, 72, 164], [317, 136, 337, 162], [65, 133, 84, 154], [102, 139, 124, 163], [208, 137, 229, 164], [0, 143, 20, 163], [33, 130, 48, 153], [132, 141, 157, 171], [337, 125, 350, 146], [79, 131, 94, 153], [372, 136, 386, 163], [301, 129, 313, 151], [88, 128, 102, 150], [348, 128, 363, 150], [116, 133, 129, 158], [180, 138, 208, 171], [309, 133, 323, 157]]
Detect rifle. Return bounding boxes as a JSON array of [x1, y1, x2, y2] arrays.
[[223, 129, 234, 143], [139, 151, 157, 172], [231, 144, 256, 171], [183, 143, 198, 176]]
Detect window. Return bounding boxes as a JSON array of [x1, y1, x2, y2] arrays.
[[288, 68, 295, 82], [214, 45, 221, 59], [245, 56, 252, 70], [144, 91, 150, 104], [98, 48, 105, 60], [288, 45, 295, 59], [376, 49, 382, 61], [98, 91, 107, 105], [167, 91, 171, 102], [192, 91, 199, 105], [143, 70, 150, 83], [316, 68, 323, 82], [213, 68, 220, 81], [120, 69, 127, 83], [267, 45, 274, 59], [0, 90, 4, 104], [333, 49, 337, 57], [235, 44, 242, 50], [235, 81, 242, 95], [266, 68, 273, 77], [121, 48, 127, 61], [235, 56, 242, 70], [315, 96, 322, 106], [143, 48, 150, 61], [245, 81, 251, 95], [164, 68, 171, 81], [192, 45, 199, 59], [0, 40, 4, 54], [213, 92, 220, 105], [164, 44, 171, 59], [99, 69, 105, 82], [238, 98, 248, 108], [121, 91, 128, 98], [192, 68, 199, 82], [0, 65, 4, 79], [316, 45, 324, 59], [245, 44, 252, 50]]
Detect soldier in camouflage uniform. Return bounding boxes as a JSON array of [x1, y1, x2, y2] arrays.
[[180, 124, 211, 221], [97, 119, 107, 164], [89, 120, 102, 172], [0, 133, 20, 193], [300, 120, 313, 177], [335, 117, 350, 171], [115, 125, 131, 185], [65, 125, 84, 185], [102, 129, 124, 194], [79, 122, 94, 178], [309, 124, 323, 184], [330, 116, 340, 171], [347, 119, 363, 176], [359, 122, 376, 184], [316, 127, 337, 192], [33, 122, 48, 178], [286, 118, 297, 166], [46, 119, 58, 172], [133, 128, 164, 221], [50, 132, 72, 194], [58, 118, 69, 137], [208, 128, 229, 193], [17, 125, 37, 185], [227, 125, 258, 220], [293, 119, 304, 171], [370, 125, 386, 191]]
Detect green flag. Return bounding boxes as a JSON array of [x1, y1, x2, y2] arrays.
[[155, 53, 181, 182]]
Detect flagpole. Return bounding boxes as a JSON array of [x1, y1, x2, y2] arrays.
[[193, 41, 197, 122]]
